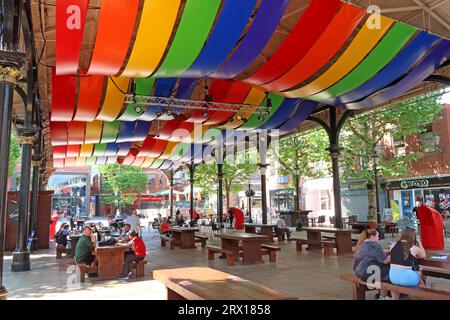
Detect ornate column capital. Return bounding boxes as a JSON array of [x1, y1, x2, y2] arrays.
[[18, 134, 36, 145], [327, 147, 341, 159], [0, 51, 26, 85]]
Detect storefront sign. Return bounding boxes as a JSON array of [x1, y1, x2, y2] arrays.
[[384, 176, 450, 190], [139, 195, 163, 202]]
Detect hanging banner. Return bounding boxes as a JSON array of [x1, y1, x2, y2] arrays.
[[56, 0, 89, 75]]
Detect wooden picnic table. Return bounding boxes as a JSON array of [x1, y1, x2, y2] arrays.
[[217, 232, 269, 265], [153, 267, 298, 300], [93, 245, 129, 280], [302, 227, 357, 255], [170, 226, 199, 249], [243, 223, 277, 243], [420, 250, 450, 280]]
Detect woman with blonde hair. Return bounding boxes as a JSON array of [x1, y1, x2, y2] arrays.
[[353, 229, 391, 300], [389, 228, 426, 300]]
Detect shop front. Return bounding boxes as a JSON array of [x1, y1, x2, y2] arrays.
[[384, 175, 450, 219]]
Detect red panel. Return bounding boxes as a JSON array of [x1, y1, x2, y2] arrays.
[[203, 81, 252, 125], [122, 152, 136, 165], [53, 146, 67, 159], [66, 145, 81, 157], [137, 136, 168, 158], [262, 4, 365, 92], [50, 121, 68, 146], [67, 121, 86, 145], [156, 116, 187, 140], [56, 0, 89, 75], [64, 157, 76, 167], [73, 75, 105, 121], [51, 69, 77, 121], [186, 81, 234, 123], [244, 0, 341, 85], [87, 0, 140, 75]]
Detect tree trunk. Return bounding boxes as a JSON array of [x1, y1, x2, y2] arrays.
[[294, 175, 300, 210], [367, 184, 377, 221], [225, 187, 230, 212]]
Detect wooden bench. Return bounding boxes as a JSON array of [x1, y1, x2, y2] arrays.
[[160, 235, 175, 250], [261, 244, 281, 262], [75, 262, 98, 283], [205, 245, 235, 266], [340, 273, 450, 300], [130, 259, 147, 279], [321, 241, 337, 256], [56, 244, 70, 259], [194, 234, 208, 247], [291, 237, 320, 252]]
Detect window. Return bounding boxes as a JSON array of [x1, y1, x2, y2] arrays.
[[277, 176, 289, 184], [148, 174, 156, 186], [320, 191, 331, 210], [392, 134, 406, 157], [421, 124, 439, 153]]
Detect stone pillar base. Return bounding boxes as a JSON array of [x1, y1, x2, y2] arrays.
[[0, 286, 7, 300], [11, 249, 31, 272]]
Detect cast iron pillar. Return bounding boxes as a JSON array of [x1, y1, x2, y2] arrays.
[[11, 132, 34, 272], [29, 154, 41, 252], [307, 106, 353, 229], [169, 170, 174, 220], [257, 133, 270, 225], [0, 0, 24, 299], [217, 163, 224, 226], [187, 163, 195, 222]]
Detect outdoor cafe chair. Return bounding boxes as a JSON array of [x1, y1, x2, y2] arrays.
[[317, 215, 326, 227]]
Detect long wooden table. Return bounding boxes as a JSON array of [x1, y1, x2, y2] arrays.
[[170, 226, 199, 249], [243, 223, 276, 243], [153, 267, 298, 300], [420, 250, 450, 280], [93, 245, 129, 280], [217, 232, 269, 265], [302, 227, 357, 255]]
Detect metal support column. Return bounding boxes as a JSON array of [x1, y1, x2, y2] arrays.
[[11, 133, 34, 272], [187, 163, 195, 223], [169, 170, 174, 220], [307, 107, 353, 228], [217, 163, 224, 227], [29, 155, 41, 252], [0, 0, 24, 299]]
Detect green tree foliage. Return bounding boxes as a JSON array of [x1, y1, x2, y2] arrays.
[[99, 164, 147, 210], [339, 92, 443, 220], [274, 129, 330, 209], [9, 134, 20, 177], [194, 150, 259, 210]]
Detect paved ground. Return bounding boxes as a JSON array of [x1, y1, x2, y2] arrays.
[[2, 227, 448, 300]]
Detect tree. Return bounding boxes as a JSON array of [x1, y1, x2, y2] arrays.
[[99, 164, 148, 213], [9, 134, 20, 177], [193, 150, 259, 211], [339, 91, 443, 221], [274, 129, 330, 209]]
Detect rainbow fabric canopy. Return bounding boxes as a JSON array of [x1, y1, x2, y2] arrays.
[[52, 0, 450, 168]]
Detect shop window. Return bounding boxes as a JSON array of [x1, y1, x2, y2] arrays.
[[277, 176, 289, 184], [148, 174, 156, 186], [392, 134, 406, 157], [421, 124, 440, 153]]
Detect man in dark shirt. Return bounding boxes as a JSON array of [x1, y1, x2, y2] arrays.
[[75, 226, 97, 266]]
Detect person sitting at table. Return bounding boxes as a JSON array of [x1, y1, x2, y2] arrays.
[[388, 228, 426, 300], [118, 223, 132, 243], [55, 223, 71, 250], [228, 208, 234, 228], [117, 231, 147, 280], [175, 212, 184, 227], [353, 228, 391, 300], [275, 215, 291, 240], [159, 218, 171, 236], [75, 226, 98, 267]]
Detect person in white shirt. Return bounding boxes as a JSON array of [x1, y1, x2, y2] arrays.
[[125, 209, 141, 236], [275, 215, 291, 240]]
